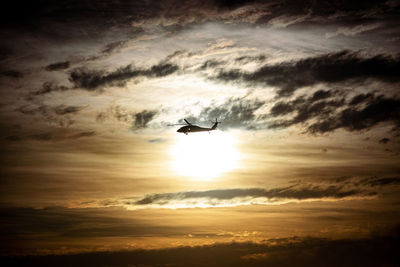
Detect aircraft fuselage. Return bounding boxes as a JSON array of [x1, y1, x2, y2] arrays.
[[177, 125, 212, 134]]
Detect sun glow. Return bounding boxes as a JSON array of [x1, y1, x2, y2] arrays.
[[171, 131, 239, 180]]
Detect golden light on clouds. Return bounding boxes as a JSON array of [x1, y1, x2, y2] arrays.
[[1, 0, 400, 264], [170, 131, 239, 180]]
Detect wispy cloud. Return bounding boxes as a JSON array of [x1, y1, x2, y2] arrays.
[[212, 51, 400, 96], [82, 176, 400, 210], [69, 62, 179, 90], [45, 61, 70, 71]]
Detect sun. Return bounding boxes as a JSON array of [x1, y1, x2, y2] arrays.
[[170, 131, 239, 180]]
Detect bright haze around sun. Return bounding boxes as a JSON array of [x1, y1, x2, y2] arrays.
[[0, 0, 400, 266]]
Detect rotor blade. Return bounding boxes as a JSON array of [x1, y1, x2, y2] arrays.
[[184, 119, 191, 125], [167, 123, 186, 126]]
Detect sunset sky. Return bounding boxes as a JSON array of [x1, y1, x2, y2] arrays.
[[1, 0, 400, 265]]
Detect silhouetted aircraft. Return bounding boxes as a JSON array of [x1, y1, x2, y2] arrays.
[[170, 119, 220, 135]]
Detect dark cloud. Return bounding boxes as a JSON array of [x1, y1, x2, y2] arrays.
[[30, 82, 69, 96], [100, 40, 127, 55], [16, 104, 85, 116], [70, 131, 96, 139], [199, 59, 225, 70], [349, 93, 374, 105], [45, 61, 70, 71], [134, 185, 372, 206], [69, 62, 179, 90], [5, 135, 22, 141], [29, 132, 53, 141], [121, 175, 400, 209], [0, 1, 391, 29], [379, 137, 390, 144], [188, 98, 264, 130], [133, 110, 157, 129], [360, 177, 400, 187], [307, 95, 400, 134], [268, 93, 344, 130], [147, 138, 166, 143], [0, 70, 23, 78], [267, 92, 400, 134], [96, 106, 157, 129], [53, 105, 86, 115], [32, 61, 179, 96], [214, 51, 400, 96], [235, 54, 267, 64], [4, 231, 399, 266], [26, 131, 96, 142]]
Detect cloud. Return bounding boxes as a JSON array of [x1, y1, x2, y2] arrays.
[[325, 23, 383, 39], [96, 106, 157, 130], [83, 175, 400, 210], [307, 95, 400, 134], [213, 51, 400, 96], [2, 0, 396, 34], [198, 59, 226, 70], [234, 54, 267, 64], [45, 61, 70, 71], [267, 91, 400, 134], [69, 62, 178, 90], [26, 130, 96, 142], [16, 104, 86, 116], [100, 40, 128, 55], [53, 105, 86, 115], [187, 98, 264, 130], [360, 177, 400, 187], [0, 70, 23, 78], [133, 110, 157, 129], [129, 185, 373, 209], [4, 230, 399, 266], [29, 132, 53, 141], [379, 138, 390, 144], [147, 138, 166, 143], [30, 82, 69, 96], [70, 131, 96, 139]]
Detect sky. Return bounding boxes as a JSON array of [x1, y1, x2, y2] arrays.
[[0, 0, 400, 265]]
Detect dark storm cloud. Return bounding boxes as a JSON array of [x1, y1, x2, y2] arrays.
[[214, 51, 400, 96], [5, 231, 399, 266], [45, 61, 70, 71], [187, 98, 264, 130], [69, 62, 179, 90]]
